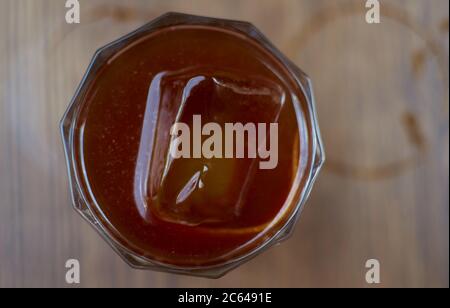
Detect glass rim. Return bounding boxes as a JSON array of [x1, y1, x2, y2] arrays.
[[60, 12, 325, 278]]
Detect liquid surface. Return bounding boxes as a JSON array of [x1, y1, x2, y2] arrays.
[[76, 25, 309, 265]]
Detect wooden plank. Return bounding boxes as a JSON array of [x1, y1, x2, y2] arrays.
[[0, 0, 448, 287]]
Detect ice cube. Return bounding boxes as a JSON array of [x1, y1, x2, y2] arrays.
[[134, 67, 286, 225]]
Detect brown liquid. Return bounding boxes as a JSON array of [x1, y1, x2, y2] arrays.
[[74, 25, 311, 266]]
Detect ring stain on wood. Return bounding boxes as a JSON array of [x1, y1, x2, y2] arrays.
[[440, 18, 449, 34], [412, 49, 427, 78], [285, 1, 447, 180], [402, 111, 428, 152], [50, 5, 159, 50]]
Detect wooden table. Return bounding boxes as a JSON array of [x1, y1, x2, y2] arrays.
[[0, 0, 448, 288]]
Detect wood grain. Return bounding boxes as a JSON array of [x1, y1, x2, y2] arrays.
[[0, 0, 448, 288]]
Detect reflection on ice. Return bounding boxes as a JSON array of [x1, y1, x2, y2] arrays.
[[134, 67, 286, 226]]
